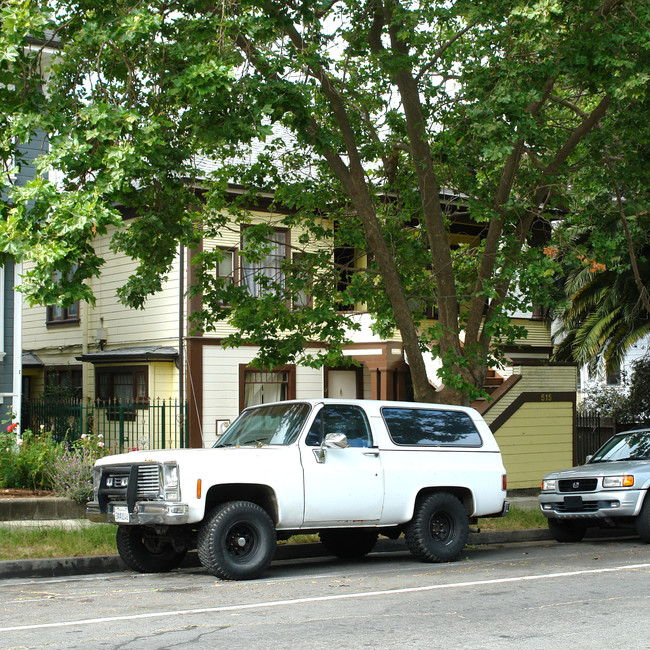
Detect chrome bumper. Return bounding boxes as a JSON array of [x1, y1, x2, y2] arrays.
[[539, 489, 644, 519], [86, 500, 190, 525]]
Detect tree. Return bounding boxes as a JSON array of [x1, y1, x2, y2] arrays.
[[2, 0, 649, 404], [552, 254, 650, 377], [623, 357, 650, 422], [550, 48, 650, 375]]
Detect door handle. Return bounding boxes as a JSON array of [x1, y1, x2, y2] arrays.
[[362, 449, 380, 457]]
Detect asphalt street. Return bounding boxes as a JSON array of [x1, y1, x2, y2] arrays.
[[1, 536, 648, 649]]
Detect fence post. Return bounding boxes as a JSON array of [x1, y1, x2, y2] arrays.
[[118, 401, 125, 453], [185, 400, 189, 448], [161, 399, 166, 450]]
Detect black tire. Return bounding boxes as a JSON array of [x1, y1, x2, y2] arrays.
[[116, 525, 188, 573], [404, 492, 469, 563], [635, 496, 650, 543], [548, 518, 587, 543], [197, 501, 276, 580], [319, 528, 379, 559]]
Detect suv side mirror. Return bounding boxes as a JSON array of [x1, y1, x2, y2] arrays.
[[315, 432, 348, 463]]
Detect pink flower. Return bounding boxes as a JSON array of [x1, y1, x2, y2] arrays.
[[16, 438, 23, 446], [98, 442, 104, 448]]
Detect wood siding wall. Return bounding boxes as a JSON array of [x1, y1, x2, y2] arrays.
[[22, 221, 181, 399], [482, 364, 577, 489], [199, 343, 324, 447]]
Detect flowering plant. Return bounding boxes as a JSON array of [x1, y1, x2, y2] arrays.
[[47, 432, 111, 504], [0, 423, 57, 491]]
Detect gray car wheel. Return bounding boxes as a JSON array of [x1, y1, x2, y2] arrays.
[[635, 496, 650, 543]]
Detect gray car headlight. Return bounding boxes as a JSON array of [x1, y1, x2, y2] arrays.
[[602, 475, 634, 488]]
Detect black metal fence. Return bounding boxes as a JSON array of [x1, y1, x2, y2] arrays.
[[21, 398, 189, 453], [575, 412, 648, 465]]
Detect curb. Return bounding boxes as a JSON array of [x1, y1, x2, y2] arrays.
[[0, 529, 553, 580], [0, 498, 85, 522]]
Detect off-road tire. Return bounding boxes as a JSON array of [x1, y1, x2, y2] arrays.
[[635, 496, 650, 543], [404, 492, 469, 563], [116, 525, 188, 573], [548, 518, 587, 543], [319, 528, 379, 559], [197, 501, 276, 580]]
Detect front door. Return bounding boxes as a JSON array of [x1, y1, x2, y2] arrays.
[[327, 369, 360, 399], [300, 404, 384, 526]]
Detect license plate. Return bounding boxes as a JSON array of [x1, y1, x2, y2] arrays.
[[564, 496, 583, 511], [113, 506, 130, 523]]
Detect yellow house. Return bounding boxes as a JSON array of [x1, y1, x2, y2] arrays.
[[21, 193, 576, 488]]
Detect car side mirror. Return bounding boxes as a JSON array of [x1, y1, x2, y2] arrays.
[[585, 455, 593, 464], [315, 432, 348, 463]]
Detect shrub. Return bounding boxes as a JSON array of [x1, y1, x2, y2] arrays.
[[621, 357, 650, 422], [0, 424, 58, 491], [578, 382, 629, 418], [47, 433, 110, 504]]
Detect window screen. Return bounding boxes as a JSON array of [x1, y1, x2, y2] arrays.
[[382, 407, 483, 447]]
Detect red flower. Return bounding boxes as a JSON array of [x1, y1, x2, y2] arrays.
[[6, 423, 18, 433]]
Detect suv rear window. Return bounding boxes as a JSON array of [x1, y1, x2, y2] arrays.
[[381, 407, 483, 447]]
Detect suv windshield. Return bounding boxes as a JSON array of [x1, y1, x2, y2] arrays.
[[589, 430, 650, 463], [213, 402, 311, 447]]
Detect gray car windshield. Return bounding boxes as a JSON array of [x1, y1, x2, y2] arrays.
[[213, 403, 311, 447], [590, 430, 650, 463]]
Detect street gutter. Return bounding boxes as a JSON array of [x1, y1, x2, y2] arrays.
[[0, 530, 554, 580]]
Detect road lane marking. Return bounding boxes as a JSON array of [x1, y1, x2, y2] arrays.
[[2, 562, 649, 633]]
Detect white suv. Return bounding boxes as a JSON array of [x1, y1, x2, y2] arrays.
[[87, 399, 509, 580]]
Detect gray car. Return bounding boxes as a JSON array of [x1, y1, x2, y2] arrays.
[[539, 428, 650, 542]]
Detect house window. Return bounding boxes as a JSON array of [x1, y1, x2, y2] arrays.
[[240, 228, 288, 297], [46, 267, 80, 326], [96, 366, 148, 403], [606, 363, 621, 386], [44, 367, 82, 398], [46, 301, 79, 326], [239, 365, 296, 411], [216, 247, 237, 286], [292, 252, 312, 309]]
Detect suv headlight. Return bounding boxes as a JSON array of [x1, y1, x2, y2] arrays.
[[92, 466, 101, 494], [541, 479, 557, 491], [162, 462, 181, 501], [603, 475, 634, 488]]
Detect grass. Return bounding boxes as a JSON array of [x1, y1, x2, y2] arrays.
[[0, 524, 118, 560], [0, 506, 546, 561], [478, 505, 547, 531]]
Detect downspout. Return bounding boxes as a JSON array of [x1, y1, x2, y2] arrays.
[[13, 262, 22, 429], [178, 244, 185, 443]]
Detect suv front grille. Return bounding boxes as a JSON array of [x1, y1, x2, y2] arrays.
[[98, 463, 162, 512], [136, 465, 161, 497], [558, 478, 598, 493]]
